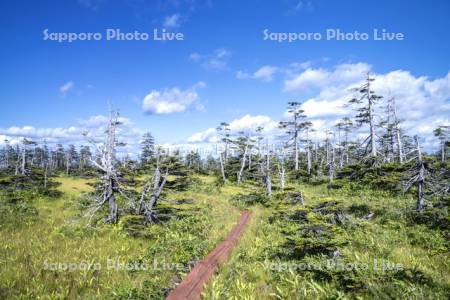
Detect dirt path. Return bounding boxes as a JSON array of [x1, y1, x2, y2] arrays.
[[166, 211, 252, 300]]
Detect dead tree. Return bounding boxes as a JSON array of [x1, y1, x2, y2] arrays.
[[301, 121, 313, 175], [277, 146, 286, 190], [218, 150, 227, 183], [328, 146, 336, 183], [236, 134, 250, 185], [404, 136, 428, 212], [279, 101, 306, 171], [85, 110, 122, 223], [259, 139, 272, 196], [348, 73, 382, 157], [139, 166, 169, 223], [336, 118, 353, 167]]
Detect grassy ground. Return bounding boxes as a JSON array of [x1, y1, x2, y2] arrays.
[[1, 175, 449, 299], [204, 183, 450, 299], [0, 175, 241, 299]]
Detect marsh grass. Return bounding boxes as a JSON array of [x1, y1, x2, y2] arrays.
[[204, 182, 450, 299], [0, 175, 240, 299]]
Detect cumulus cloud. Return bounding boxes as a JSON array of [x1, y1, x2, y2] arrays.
[[280, 63, 450, 150], [189, 48, 231, 71], [59, 81, 74, 97], [188, 127, 217, 143], [237, 65, 278, 82], [188, 114, 280, 143], [195, 62, 448, 151], [0, 115, 143, 157], [163, 14, 182, 28], [77, 115, 132, 127], [142, 81, 206, 114], [283, 62, 371, 92]]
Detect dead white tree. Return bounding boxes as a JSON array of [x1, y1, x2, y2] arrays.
[[257, 139, 272, 196], [279, 101, 306, 171], [301, 121, 313, 175], [85, 110, 122, 223], [328, 146, 336, 183], [348, 73, 383, 158], [236, 137, 249, 185], [263, 139, 272, 196], [218, 150, 227, 183], [277, 146, 287, 190], [139, 160, 169, 223], [404, 136, 428, 212]]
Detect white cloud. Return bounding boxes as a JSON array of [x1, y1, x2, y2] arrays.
[[163, 14, 181, 28], [59, 81, 74, 97], [142, 81, 206, 114], [188, 114, 280, 143], [236, 70, 250, 80], [236, 65, 278, 82], [228, 114, 278, 132], [280, 63, 450, 150], [283, 62, 371, 92], [300, 98, 348, 118], [215, 48, 231, 58], [189, 53, 202, 62], [189, 48, 231, 71], [77, 115, 131, 127], [253, 65, 278, 81], [187, 127, 217, 143], [0, 115, 143, 157]]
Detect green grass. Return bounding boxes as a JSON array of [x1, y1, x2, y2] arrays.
[[204, 183, 450, 299], [0, 175, 241, 299], [1, 175, 449, 299]]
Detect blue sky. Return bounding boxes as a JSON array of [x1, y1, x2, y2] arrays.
[[0, 0, 449, 153]]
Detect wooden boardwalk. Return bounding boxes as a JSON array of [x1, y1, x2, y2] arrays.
[[166, 211, 252, 300]]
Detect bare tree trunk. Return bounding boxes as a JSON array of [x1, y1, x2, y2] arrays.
[[294, 134, 299, 171], [15, 150, 20, 175], [265, 140, 272, 196], [21, 144, 26, 175], [391, 97, 404, 163], [345, 131, 349, 164], [367, 76, 377, 157], [44, 163, 48, 189], [329, 147, 335, 183], [237, 143, 248, 185], [87, 110, 121, 223], [396, 129, 404, 163], [415, 137, 425, 212], [325, 129, 330, 164], [219, 152, 226, 182], [66, 155, 70, 176], [224, 141, 229, 162], [337, 127, 343, 168], [143, 170, 168, 223], [277, 153, 285, 190], [104, 178, 118, 223], [314, 143, 318, 162], [306, 129, 311, 175]]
